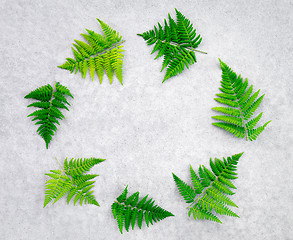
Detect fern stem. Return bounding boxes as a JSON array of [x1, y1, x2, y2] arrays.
[[186, 189, 207, 209], [161, 40, 207, 54], [191, 49, 207, 54], [239, 109, 248, 141], [55, 157, 65, 173], [221, 69, 248, 140], [54, 157, 78, 185], [43, 82, 58, 148], [230, 93, 248, 141], [50, 82, 57, 103], [84, 40, 126, 61]]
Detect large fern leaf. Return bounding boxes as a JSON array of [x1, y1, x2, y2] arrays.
[[212, 59, 271, 141], [25, 82, 73, 149], [58, 19, 125, 85], [138, 8, 206, 82], [44, 157, 105, 207], [112, 186, 174, 234], [173, 153, 243, 223]]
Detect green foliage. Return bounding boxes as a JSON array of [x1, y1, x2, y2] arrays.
[[25, 82, 73, 149], [58, 19, 125, 85], [112, 186, 174, 234], [44, 157, 105, 207], [212, 59, 271, 141], [173, 153, 243, 223], [138, 8, 205, 82]]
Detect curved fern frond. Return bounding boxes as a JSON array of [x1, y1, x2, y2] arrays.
[[138, 8, 206, 82], [173, 153, 243, 223], [212, 59, 271, 141], [58, 19, 125, 85], [44, 157, 105, 207], [25, 82, 73, 149], [112, 186, 174, 234]]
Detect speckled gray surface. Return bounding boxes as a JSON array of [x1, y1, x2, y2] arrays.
[[1, 0, 293, 239]]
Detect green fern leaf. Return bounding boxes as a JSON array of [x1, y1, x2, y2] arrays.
[[44, 157, 104, 207], [189, 205, 222, 223], [190, 165, 204, 193], [212, 59, 271, 141], [25, 82, 73, 149], [64, 157, 105, 177], [138, 9, 206, 82], [112, 186, 174, 234], [172, 173, 196, 203], [173, 153, 243, 223], [58, 19, 125, 85]]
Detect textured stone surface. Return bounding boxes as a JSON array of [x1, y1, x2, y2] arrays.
[[0, 0, 292, 239]]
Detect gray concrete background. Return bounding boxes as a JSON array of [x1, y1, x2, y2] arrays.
[[1, 0, 292, 239]]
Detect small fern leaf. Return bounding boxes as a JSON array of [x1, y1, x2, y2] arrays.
[[116, 204, 125, 234], [97, 19, 122, 44], [198, 166, 211, 187], [190, 165, 204, 194], [247, 120, 271, 140], [191, 205, 222, 223], [138, 9, 206, 82], [64, 157, 105, 177], [175, 8, 202, 48], [174, 153, 242, 223], [206, 187, 238, 208], [117, 186, 128, 203], [213, 202, 239, 218], [212, 59, 271, 141], [59, 19, 125, 84], [163, 48, 196, 82], [44, 157, 104, 207], [213, 180, 235, 195], [112, 187, 174, 234], [25, 82, 73, 149], [172, 173, 196, 203]]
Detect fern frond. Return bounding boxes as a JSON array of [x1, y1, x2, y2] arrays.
[[173, 153, 243, 223], [44, 157, 105, 207], [25, 82, 73, 149], [138, 9, 206, 82], [212, 59, 271, 141], [112, 186, 174, 234], [58, 19, 125, 84]]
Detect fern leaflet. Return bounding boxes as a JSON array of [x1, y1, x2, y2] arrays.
[[138, 9, 206, 82], [212, 59, 271, 141], [44, 157, 105, 207], [58, 19, 125, 85], [173, 153, 243, 223], [25, 82, 73, 149], [112, 186, 174, 234]]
